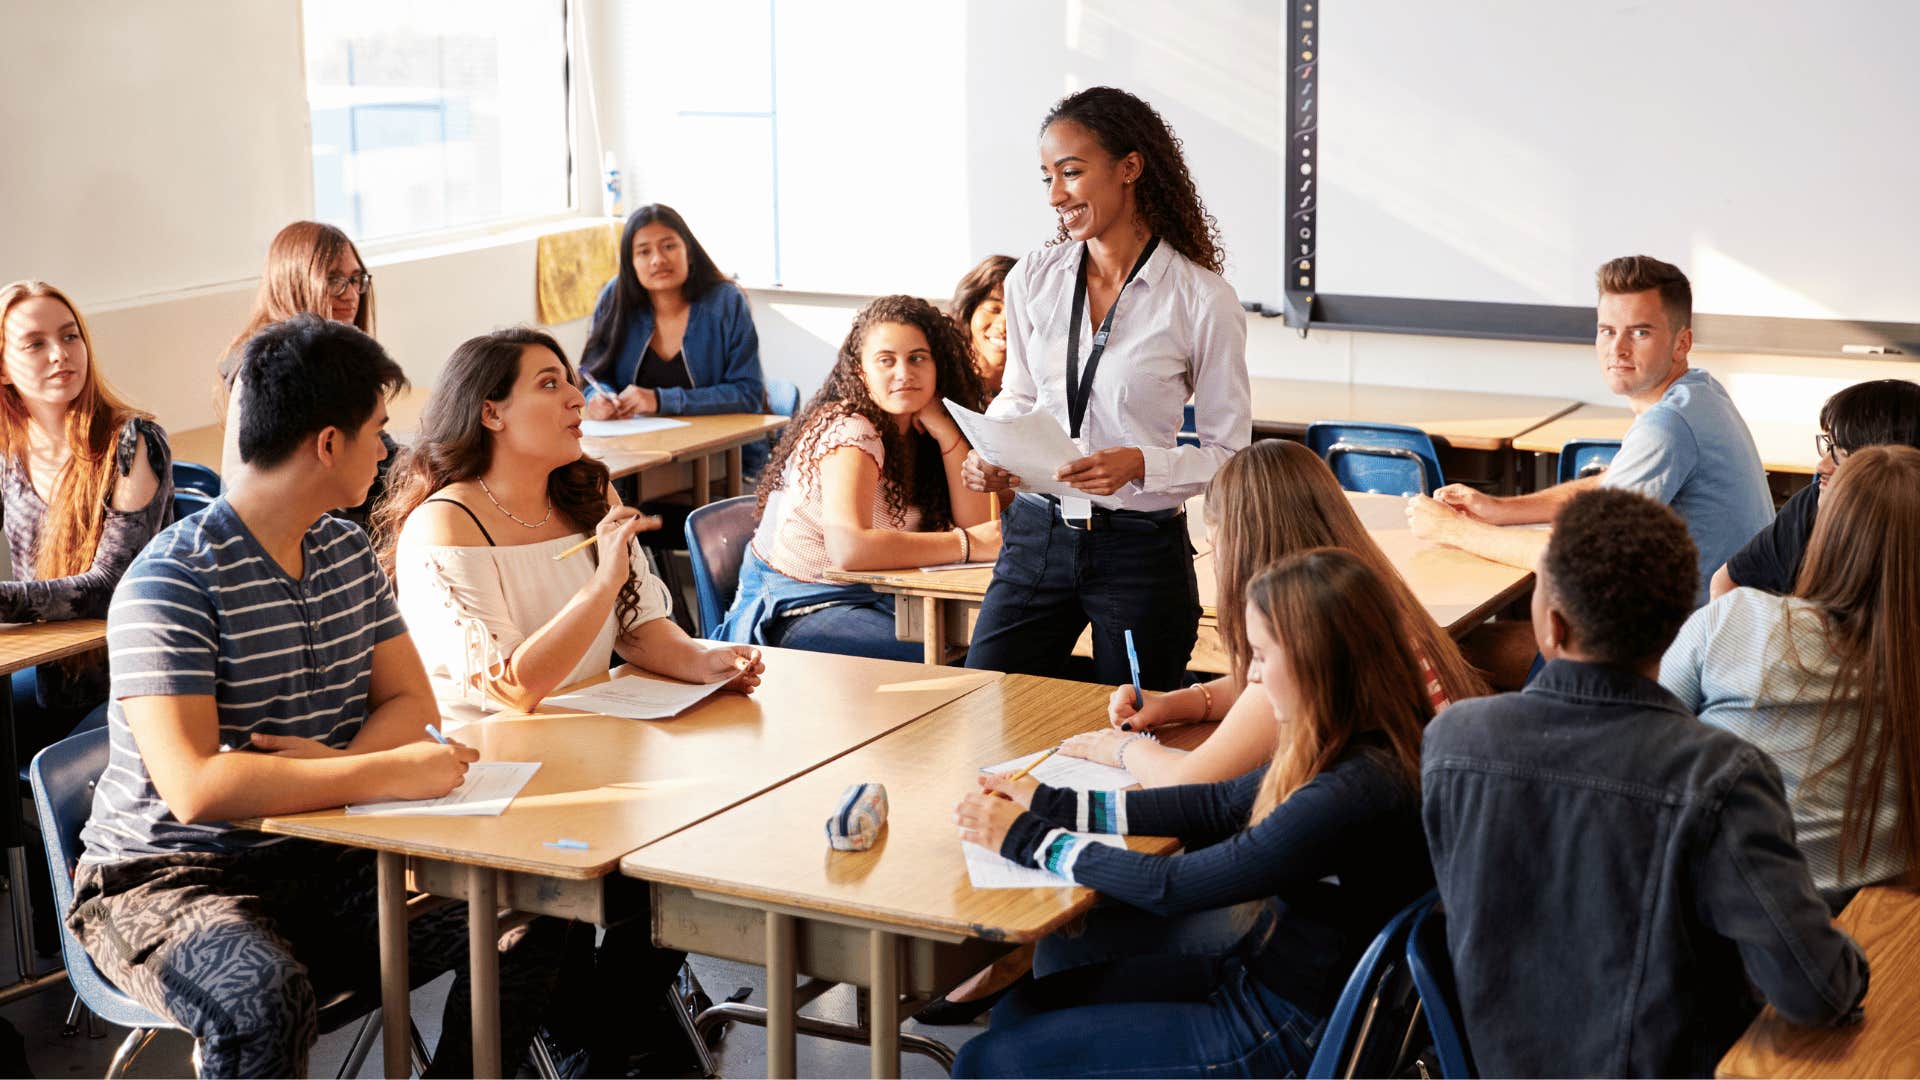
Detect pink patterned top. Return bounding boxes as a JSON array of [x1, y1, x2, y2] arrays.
[[750, 412, 922, 583]]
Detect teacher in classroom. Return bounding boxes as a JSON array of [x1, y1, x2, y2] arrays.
[[962, 85, 1251, 689]]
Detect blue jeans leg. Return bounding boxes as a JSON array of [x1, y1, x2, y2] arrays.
[[769, 600, 925, 663], [1035, 900, 1261, 978]]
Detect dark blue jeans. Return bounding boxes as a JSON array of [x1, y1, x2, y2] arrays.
[[766, 597, 924, 663], [952, 954, 1319, 1078], [966, 495, 1199, 689]]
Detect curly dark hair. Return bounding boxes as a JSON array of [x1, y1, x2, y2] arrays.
[[755, 295, 986, 531], [1040, 86, 1224, 274], [372, 327, 653, 633], [1542, 488, 1698, 666]]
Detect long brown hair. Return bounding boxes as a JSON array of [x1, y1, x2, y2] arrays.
[[1208, 440, 1485, 702], [1792, 444, 1920, 879], [754, 295, 985, 531], [0, 281, 149, 581], [1245, 548, 1432, 823], [372, 328, 650, 631], [216, 221, 376, 413], [580, 204, 729, 383]]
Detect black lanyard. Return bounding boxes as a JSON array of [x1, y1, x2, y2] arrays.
[[1066, 236, 1160, 439]]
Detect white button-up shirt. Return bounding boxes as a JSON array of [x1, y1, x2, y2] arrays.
[[988, 239, 1251, 512]]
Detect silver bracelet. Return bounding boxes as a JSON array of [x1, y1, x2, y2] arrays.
[[1116, 731, 1156, 771]]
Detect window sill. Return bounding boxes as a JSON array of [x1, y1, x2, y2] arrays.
[[360, 213, 624, 267]]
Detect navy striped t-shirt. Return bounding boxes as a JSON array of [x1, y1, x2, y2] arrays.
[[79, 498, 407, 865]]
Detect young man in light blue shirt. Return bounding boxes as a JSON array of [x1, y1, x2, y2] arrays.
[[1408, 255, 1772, 606]]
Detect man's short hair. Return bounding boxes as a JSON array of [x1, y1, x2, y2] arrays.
[[1543, 489, 1698, 667], [1821, 378, 1920, 453], [237, 315, 408, 469], [1595, 255, 1692, 332]]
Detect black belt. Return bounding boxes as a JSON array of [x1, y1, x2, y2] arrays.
[[1028, 493, 1184, 531]]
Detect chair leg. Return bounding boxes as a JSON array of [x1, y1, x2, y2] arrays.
[[667, 969, 719, 1078], [337, 1012, 381, 1079], [409, 1022, 431, 1077], [61, 994, 84, 1038], [526, 1029, 561, 1079], [104, 1027, 157, 1079]]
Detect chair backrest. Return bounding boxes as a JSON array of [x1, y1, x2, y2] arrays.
[[29, 728, 174, 1031], [171, 460, 222, 497], [1306, 421, 1446, 497], [1177, 402, 1200, 448], [1556, 438, 1623, 485], [173, 488, 216, 523], [766, 377, 802, 418], [1406, 899, 1476, 1079], [684, 495, 759, 638], [1307, 890, 1435, 1079]]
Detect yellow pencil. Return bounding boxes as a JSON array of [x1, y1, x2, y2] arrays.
[[1004, 745, 1059, 783], [550, 535, 597, 562]]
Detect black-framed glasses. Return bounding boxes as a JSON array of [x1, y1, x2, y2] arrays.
[[1814, 432, 1849, 463], [326, 270, 374, 298]]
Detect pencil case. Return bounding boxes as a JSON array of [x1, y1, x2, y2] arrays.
[[825, 782, 888, 851]]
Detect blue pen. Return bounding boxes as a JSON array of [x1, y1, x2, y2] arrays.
[[1124, 630, 1144, 710], [582, 371, 615, 401], [425, 724, 448, 745], [543, 839, 590, 851]]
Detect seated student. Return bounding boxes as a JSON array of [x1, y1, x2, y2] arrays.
[[1664, 445, 1920, 900], [377, 326, 764, 722], [70, 315, 564, 1078], [949, 254, 1016, 402], [1714, 378, 1920, 598], [950, 548, 1434, 1078], [215, 221, 393, 527], [580, 204, 768, 472], [1408, 255, 1772, 606], [1058, 439, 1483, 786], [0, 280, 172, 750], [717, 295, 998, 661], [1423, 488, 1868, 1077]]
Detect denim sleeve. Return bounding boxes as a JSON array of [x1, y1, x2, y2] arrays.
[[1602, 404, 1696, 505], [655, 286, 767, 416], [1696, 751, 1870, 1026]]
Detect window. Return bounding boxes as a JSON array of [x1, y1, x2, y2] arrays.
[[304, 0, 571, 242]]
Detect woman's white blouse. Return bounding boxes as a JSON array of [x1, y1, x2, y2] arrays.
[[395, 531, 673, 725], [989, 240, 1251, 512]]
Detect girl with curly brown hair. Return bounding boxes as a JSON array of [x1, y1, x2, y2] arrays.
[[717, 295, 998, 660], [962, 85, 1251, 690]]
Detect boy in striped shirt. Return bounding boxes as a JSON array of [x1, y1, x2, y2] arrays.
[[69, 316, 563, 1077]]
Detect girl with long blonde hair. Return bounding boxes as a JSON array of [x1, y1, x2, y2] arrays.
[[952, 548, 1433, 1077]]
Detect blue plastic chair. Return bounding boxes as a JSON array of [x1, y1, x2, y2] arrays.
[[1178, 402, 1200, 448], [171, 461, 222, 497], [30, 729, 426, 1078], [1406, 898, 1476, 1078], [766, 377, 802, 418], [172, 488, 215, 523], [684, 495, 758, 639], [1307, 890, 1435, 1078], [1306, 421, 1446, 497], [1556, 439, 1622, 485]]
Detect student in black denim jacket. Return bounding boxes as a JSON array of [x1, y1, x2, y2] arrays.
[[1422, 488, 1869, 1077]]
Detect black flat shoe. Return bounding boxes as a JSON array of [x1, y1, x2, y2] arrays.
[[911, 978, 1023, 1026]]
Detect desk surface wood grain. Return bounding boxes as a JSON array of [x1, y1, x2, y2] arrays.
[[255, 650, 995, 879], [0, 619, 108, 677], [1251, 378, 1581, 451], [1717, 885, 1920, 1079], [621, 673, 1212, 943]]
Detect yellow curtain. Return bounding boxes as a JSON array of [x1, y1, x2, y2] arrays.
[[535, 222, 621, 325]]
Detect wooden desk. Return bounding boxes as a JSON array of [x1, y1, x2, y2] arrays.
[[1513, 402, 1818, 476], [1250, 377, 1581, 452], [622, 672, 1211, 1078], [1718, 885, 1920, 1078], [827, 493, 1534, 671], [256, 649, 994, 1078], [0, 619, 108, 997]]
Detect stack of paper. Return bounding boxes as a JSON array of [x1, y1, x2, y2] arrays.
[[963, 834, 1128, 889], [347, 761, 540, 817], [580, 416, 690, 438], [984, 749, 1136, 791], [944, 400, 1123, 510], [546, 674, 731, 719]]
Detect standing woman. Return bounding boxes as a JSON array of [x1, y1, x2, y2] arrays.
[[216, 221, 390, 526], [950, 254, 1016, 402], [963, 86, 1251, 689], [580, 204, 768, 473]]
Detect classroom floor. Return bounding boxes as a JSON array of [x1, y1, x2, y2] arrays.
[[0, 883, 984, 1078]]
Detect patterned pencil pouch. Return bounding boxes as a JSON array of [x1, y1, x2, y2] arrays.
[[825, 782, 888, 851]]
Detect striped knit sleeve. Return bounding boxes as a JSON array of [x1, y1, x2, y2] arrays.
[[106, 555, 219, 699]]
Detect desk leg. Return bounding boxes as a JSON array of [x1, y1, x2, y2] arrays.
[[765, 912, 796, 1079], [725, 446, 743, 498], [691, 455, 712, 509], [468, 866, 501, 1079], [376, 852, 411, 1079], [921, 598, 946, 665], [869, 930, 900, 1079]]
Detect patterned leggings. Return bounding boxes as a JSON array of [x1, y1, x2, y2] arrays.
[[69, 840, 567, 1078]]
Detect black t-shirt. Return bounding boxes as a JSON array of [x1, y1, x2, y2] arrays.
[[636, 345, 694, 391], [1724, 480, 1820, 594]]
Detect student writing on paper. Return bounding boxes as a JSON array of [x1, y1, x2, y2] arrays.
[[70, 316, 567, 1078], [377, 327, 763, 724], [962, 86, 1251, 691], [1663, 446, 1920, 899], [579, 204, 770, 473], [215, 221, 396, 528], [717, 295, 998, 661], [949, 254, 1016, 402], [1424, 489, 1866, 1076], [951, 550, 1433, 1078], [1059, 441, 1484, 786]]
